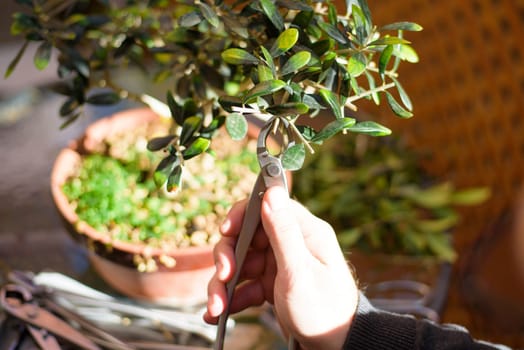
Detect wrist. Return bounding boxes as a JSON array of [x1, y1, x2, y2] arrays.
[[297, 317, 353, 350], [297, 288, 358, 350]]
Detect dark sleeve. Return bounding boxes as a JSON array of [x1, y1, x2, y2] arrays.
[[342, 293, 511, 350]]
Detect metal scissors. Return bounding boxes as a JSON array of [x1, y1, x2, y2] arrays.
[[0, 284, 101, 350], [214, 117, 298, 350]]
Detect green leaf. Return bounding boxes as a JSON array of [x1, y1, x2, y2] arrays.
[[178, 11, 203, 27], [181, 97, 198, 118], [221, 48, 259, 65], [385, 91, 413, 118], [328, 3, 337, 24], [260, 45, 273, 64], [359, 0, 373, 23], [393, 44, 419, 63], [266, 102, 309, 116], [180, 116, 203, 145], [183, 99, 199, 119], [378, 45, 394, 76], [260, 0, 285, 31], [347, 52, 367, 77], [270, 28, 299, 56], [319, 89, 343, 119], [226, 113, 248, 140], [400, 230, 426, 253], [391, 76, 412, 111], [182, 137, 211, 160], [10, 12, 42, 35], [346, 121, 391, 136], [364, 71, 380, 105], [199, 2, 219, 27], [154, 155, 178, 187], [260, 45, 277, 76], [282, 143, 306, 170], [59, 112, 81, 129], [399, 183, 453, 208], [258, 65, 274, 82], [292, 8, 314, 28], [311, 39, 332, 56], [295, 125, 317, 141], [381, 22, 423, 32], [280, 51, 311, 75], [72, 57, 90, 78], [86, 91, 120, 105], [348, 74, 359, 95], [317, 21, 349, 45], [4, 41, 28, 78], [302, 94, 324, 110], [243, 79, 287, 103], [349, 0, 373, 29], [167, 165, 183, 193], [337, 227, 363, 248], [367, 37, 410, 47], [426, 234, 457, 262], [311, 118, 356, 143], [59, 98, 80, 117], [351, 4, 369, 43], [167, 91, 183, 125], [10, 13, 37, 35], [201, 115, 226, 133], [64, 14, 88, 26], [34, 41, 52, 70], [415, 215, 459, 234], [219, 95, 243, 112], [450, 187, 491, 205], [147, 135, 175, 151]]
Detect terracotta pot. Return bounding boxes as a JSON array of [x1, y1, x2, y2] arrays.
[[51, 107, 290, 305]]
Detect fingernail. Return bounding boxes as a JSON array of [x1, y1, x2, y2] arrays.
[[220, 218, 231, 234], [215, 260, 224, 279], [210, 294, 223, 317]]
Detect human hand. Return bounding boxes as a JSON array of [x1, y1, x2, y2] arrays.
[[204, 186, 359, 350]]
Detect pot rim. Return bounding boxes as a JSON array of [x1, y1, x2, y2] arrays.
[[50, 108, 214, 259]]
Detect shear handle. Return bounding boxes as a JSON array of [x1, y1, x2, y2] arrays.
[[0, 285, 101, 350]]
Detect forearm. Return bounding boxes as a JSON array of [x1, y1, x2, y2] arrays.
[[343, 293, 511, 350]]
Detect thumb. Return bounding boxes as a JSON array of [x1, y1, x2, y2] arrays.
[[261, 186, 308, 271]]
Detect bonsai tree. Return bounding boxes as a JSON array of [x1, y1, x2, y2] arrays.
[[5, 0, 421, 271], [7, 0, 422, 192]]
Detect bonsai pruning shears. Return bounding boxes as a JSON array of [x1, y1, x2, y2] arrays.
[[0, 284, 101, 350], [214, 117, 297, 350]]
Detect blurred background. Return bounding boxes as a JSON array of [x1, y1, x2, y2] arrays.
[[366, 1, 524, 347], [1, 0, 523, 348]]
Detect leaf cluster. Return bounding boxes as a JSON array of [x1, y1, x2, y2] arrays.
[[293, 134, 491, 261], [7, 0, 421, 190]]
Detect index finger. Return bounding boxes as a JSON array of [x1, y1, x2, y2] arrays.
[[220, 198, 248, 237], [213, 235, 237, 282]]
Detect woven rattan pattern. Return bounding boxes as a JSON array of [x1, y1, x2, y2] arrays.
[[360, 0, 524, 254]]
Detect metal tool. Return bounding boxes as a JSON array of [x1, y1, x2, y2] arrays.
[[0, 284, 101, 350], [4, 271, 219, 350], [214, 117, 297, 350]]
